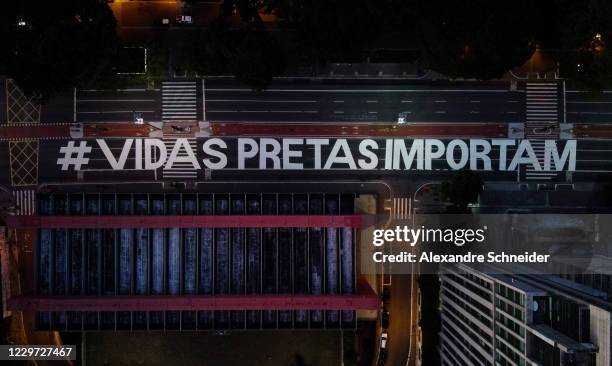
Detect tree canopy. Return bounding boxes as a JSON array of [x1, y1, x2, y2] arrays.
[[0, 0, 119, 99], [229, 30, 286, 91], [553, 0, 612, 92], [411, 0, 535, 79], [278, 0, 382, 64], [439, 170, 483, 211]]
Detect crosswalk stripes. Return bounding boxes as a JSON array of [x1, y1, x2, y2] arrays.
[[391, 197, 411, 219], [161, 138, 198, 179], [13, 188, 35, 215], [524, 82, 561, 180], [162, 81, 197, 120]]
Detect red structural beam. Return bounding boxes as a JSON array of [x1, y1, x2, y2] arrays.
[[8, 280, 378, 311], [6, 215, 369, 229]]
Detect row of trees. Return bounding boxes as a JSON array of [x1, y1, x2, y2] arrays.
[[179, 23, 286, 91], [3, 0, 612, 97], [0, 1, 119, 99], [185, 0, 612, 91]]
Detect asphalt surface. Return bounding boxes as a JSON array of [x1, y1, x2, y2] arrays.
[[24, 136, 612, 185], [33, 138, 526, 184], [384, 273, 416, 366], [567, 90, 612, 123], [34, 79, 528, 124], [2, 75, 612, 191], [30, 78, 612, 125], [204, 79, 526, 123]]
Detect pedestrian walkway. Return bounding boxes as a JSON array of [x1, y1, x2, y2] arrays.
[[390, 197, 411, 220], [12, 188, 35, 215], [162, 81, 197, 120], [161, 138, 198, 179], [524, 81, 562, 181]]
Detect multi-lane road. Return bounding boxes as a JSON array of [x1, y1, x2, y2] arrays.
[[3, 77, 612, 186], [204, 79, 525, 123], [34, 79, 522, 124], [27, 78, 612, 125]]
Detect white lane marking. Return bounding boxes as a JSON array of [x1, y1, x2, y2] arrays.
[[73, 87, 77, 123], [568, 111, 612, 115], [206, 99, 317, 103], [206, 88, 511, 93], [470, 100, 480, 103], [208, 110, 319, 113], [202, 78, 206, 121], [333, 100, 344, 103], [78, 110, 155, 114], [434, 100, 447, 103], [79, 88, 159, 92], [76, 99, 155, 102], [401, 100, 413, 103], [334, 111, 344, 114], [366, 100, 378, 103]]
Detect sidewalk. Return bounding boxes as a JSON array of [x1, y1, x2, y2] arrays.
[[287, 62, 428, 79]]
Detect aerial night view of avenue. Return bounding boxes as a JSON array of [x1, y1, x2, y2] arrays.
[[2, 1, 612, 365]]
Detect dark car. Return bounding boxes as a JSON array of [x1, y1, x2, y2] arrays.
[[378, 348, 387, 365], [382, 287, 391, 303], [381, 310, 390, 329]]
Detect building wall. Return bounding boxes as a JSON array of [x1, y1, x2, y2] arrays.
[[589, 305, 610, 366], [0, 227, 10, 318]]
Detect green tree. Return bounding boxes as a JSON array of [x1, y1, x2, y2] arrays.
[[439, 170, 483, 211], [554, 0, 612, 92], [229, 30, 286, 91], [411, 0, 535, 79], [278, 0, 382, 65], [0, 0, 119, 99], [183, 20, 234, 77]]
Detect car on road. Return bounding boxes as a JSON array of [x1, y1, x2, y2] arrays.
[[382, 287, 391, 304], [176, 15, 193, 24], [381, 310, 390, 329], [397, 111, 410, 124], [378, 348, 387, 365], [133, 112, 144, 125], [380, 332, 388, 349]]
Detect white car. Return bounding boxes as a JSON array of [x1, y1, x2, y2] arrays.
[[397, 112, 410, 124], [176, 15, 193, 24], [380, 332, 388, 349], [133, 112, 144, 125]]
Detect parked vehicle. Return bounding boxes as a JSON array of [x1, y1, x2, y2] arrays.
[[381, 310, 390, 329], [176, 15, 193, 24], [133, 112, 144, 125], [397, 111, 410, 124], [378, 348, 387, 365]]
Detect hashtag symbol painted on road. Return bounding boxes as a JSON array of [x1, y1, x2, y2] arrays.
[[57, 141, 92, 171]]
